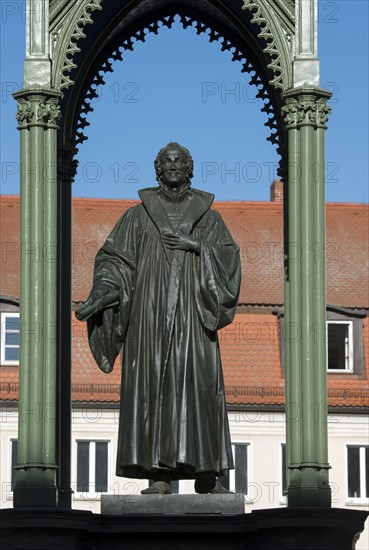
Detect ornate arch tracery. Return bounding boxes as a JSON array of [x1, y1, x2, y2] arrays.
[[49, 0, 295, 163], [70, 12, 284, 150]]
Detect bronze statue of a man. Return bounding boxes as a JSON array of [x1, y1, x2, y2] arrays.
[[77, 143, 241, 495]]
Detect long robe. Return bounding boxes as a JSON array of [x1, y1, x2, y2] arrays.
[[87, 186, 241, 479]]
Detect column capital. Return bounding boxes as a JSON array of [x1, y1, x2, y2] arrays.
[[281, 87, 332, 130], [14, 89, 63, 130]]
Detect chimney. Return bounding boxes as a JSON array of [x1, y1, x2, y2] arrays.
[[270, 179, 283, 202]]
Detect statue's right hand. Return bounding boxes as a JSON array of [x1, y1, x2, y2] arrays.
[[75, 287, 108, 322]]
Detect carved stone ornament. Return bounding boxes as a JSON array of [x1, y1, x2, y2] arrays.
[[282, 93, 332, 129], [15, 93, 63, 129], [37, 100, 62, 127], [16, 101, 34, 126]]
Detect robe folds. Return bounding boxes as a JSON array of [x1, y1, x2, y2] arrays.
[[87, 186, 241, 479]]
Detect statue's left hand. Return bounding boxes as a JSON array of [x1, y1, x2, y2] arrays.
[[162, 231, 200, 254]]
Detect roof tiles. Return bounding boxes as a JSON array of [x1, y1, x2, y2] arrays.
[[1, 195, 368, 307], [1, 195, 368, 408]]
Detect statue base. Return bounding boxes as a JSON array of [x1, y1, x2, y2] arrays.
[[101, 493, 245, 515], [0, 506, 367, 549]]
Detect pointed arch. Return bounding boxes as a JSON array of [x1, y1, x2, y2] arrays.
[[50, 0, 294, 169]]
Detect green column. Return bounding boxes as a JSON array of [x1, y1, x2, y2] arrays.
[[282, 87, 332, 507], [13, 89, 62, 507], [285, 123, 302, 481], [56, 145, 78, 509]]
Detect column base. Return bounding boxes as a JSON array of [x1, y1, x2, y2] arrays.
[[13, 485, 58, 508], [14, 466, 58, 508], [288, 466, 332, 507], [288, 485, 332, 507]]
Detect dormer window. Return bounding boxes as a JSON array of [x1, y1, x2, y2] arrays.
[[275, 306, 365, 375], [327, 321, 353, 372]]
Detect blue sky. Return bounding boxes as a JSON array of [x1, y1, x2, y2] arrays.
[[1, 0, 368, 202]]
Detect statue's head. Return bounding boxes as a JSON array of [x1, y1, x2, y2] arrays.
[[154, 142, 194, 191]]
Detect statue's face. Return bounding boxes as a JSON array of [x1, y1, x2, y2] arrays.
[[159, 145, 188, 190]]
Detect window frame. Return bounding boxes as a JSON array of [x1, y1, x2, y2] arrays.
[[326, 320, 354, 373], [10, 438, 18, 492], [280, 442, 287, 502], [346, 444, 369, 505], [74, 439, 111, 500], [230, 442, 250, 495], [1, 312, 20, 366], [276, 307, 365, 376], [218, 442, 251, 498]]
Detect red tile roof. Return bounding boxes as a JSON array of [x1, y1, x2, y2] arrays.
[[221, 312, 284, 405], [1, 195, 368, 408], [1, 311, 368, 408], [1, 195, 368, 307]]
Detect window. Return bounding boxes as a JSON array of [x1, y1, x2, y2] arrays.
[[11, 439, 18, 491], [218, 443, 249, 494], [76, 440, 109, 495], [1, 313, 20, 365], [277, 307, 365, 375], [347, 445, 369, 502], [327, 321, 353, 372]]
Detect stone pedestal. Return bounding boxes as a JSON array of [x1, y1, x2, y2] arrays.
[[101, 493, 245, 515], [0, 507, 367, 550]]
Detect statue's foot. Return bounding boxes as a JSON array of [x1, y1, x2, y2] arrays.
[[195, 475, 233, 494], [210, 480, 233, 494], [141, 481, 172, 495], [194, 474, 216, 494]]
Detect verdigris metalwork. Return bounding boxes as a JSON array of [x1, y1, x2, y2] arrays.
[[13, 0, 334, 509], [69, 10, 286, 150], [50, 0, 293, 164], [293, 0, 320, 87], [242, 0, 294, 90], [77, 143, 241, 494], [51, 0, 293, 92], [13, 89, 62, 507], [282, 87, 332, 507], [50, 0, 103, 91], [56, 144, 79, 508]]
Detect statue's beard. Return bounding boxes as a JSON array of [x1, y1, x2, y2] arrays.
[[161, 178, 188, 191], [168, 180, 181, 188]]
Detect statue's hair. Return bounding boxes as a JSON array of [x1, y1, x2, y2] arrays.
[[154, 142, 194, 185]]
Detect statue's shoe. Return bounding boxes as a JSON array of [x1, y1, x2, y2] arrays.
[[141, 481, 172, 494], [195, 477, 233, 494], [210, 480, 233, 494], [194, 475, 216, 494]]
